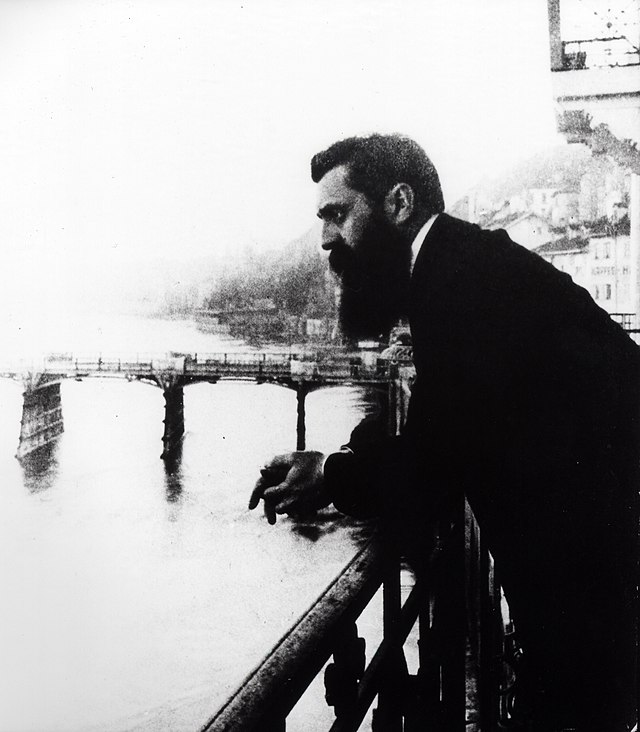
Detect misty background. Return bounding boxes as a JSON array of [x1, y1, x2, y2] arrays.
[[0, 0, 561, 350]]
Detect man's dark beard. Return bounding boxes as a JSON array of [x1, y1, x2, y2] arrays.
[[330, 215, 411, 342]]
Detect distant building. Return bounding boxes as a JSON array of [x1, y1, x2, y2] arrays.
[[550, 189, 580, 226], [529, 187, 558, 218], [305, 318, 325, 338], [580, 161, 611, 222], [535, 218, 633, 317], [589, 231, 633, 314], [547, 0, 639, 324], [547, 0, 640, 145], [485, 211, 555, 251], [535, 234, 589, 288]]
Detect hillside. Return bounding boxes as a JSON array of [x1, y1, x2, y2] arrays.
[[448, 144, 593, 218]]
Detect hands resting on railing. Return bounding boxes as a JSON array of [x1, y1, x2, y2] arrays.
[[249, 451, 329, 524]]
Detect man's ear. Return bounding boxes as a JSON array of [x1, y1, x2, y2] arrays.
[[382, 183, 415, 225]]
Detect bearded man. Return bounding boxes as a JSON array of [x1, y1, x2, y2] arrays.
[[249, 134, 640, 731]]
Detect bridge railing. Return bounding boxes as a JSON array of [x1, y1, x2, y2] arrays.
[[4, 351, 393, 383], [199, 500, 511, 731], [38, 352, 160, 374]]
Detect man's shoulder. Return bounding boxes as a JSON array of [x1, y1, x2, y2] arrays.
[[414, 212, 575, 308], [431, 213, 513, 250], [432, 212, 481, 238], [423, 213, 522, 271]]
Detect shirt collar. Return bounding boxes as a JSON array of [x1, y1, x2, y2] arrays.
[[410, 214, 438, 274]]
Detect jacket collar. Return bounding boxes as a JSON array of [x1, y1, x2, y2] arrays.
[[410, 214, 439, 274]]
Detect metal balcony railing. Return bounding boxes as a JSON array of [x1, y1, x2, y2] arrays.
[[561, 37, 640, 69], [611, 312, 636, 330], [198, 500, 515, 731]]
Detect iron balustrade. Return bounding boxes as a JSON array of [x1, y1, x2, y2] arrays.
[[561, 37, 640, 69], [199, 500, 514, 732], [611, 313, 636, 330]]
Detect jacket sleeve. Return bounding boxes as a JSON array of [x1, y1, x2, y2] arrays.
[[323, 434, 406, 518], [323, 409, 457, 523]]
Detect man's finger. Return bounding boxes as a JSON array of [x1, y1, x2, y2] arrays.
[[249, 476, 271, 510], [262, 482, 288, 501], [275, 499, 294, 515], [262, 477, 298, 511], [249, 467, 288, 509], [249, 454, 295, 510], [265, 481, 302, 515], [264, 499, 277, 525], [248, 484, 262, 510]]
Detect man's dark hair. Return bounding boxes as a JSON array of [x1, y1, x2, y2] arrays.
[[311, 133, 445, 217]]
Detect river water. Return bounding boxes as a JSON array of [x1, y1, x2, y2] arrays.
[[0, 314, 379, 732]]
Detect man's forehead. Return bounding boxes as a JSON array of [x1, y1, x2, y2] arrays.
[[316, 164, 362, 208]]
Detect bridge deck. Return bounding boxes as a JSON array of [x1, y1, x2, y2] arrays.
[[0, 352, 398, 387]]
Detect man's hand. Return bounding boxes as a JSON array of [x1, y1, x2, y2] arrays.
[[249, 451, 329, 525]]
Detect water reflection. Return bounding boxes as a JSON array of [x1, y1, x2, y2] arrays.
[[290, 510, 375, 547], [18, 442, 59, 493], [163, 443, 184, 504], [289, 510, 339, 542], [162, 444, 185, 524]]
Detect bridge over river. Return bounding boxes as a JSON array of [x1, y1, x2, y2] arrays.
[[1, 351, 406, 460]]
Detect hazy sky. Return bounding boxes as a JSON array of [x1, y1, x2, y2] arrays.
[[0, 0, 562, 321]]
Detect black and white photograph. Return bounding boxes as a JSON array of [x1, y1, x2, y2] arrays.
[[0, 1, 639, 730]]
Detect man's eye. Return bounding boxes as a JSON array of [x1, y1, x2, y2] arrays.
[[318, 207, 346, 224]]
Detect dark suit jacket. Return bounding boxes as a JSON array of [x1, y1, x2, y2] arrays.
[[324, 213, 640, 727]]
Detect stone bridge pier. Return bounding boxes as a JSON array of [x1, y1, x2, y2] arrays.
[[16, 377, 64, 460], [159, 375, 185, 460], [296, 382, 309, 450]]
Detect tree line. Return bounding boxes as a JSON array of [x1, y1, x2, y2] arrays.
[[202, 236, 338, 343]]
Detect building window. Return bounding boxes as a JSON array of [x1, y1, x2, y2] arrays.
[[605, 284, 612, 300], [595, 285, 600, 300]]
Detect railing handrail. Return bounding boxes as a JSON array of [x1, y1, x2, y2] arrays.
[[563, 36, 638, 47], [200, 537, 386, 731], [197, 508, 478, 732]]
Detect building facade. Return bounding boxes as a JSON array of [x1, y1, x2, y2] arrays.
[[547, 0, 640, 326], [535, 221, 633, 318]]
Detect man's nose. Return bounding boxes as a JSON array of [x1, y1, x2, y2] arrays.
[[321, 222, 340, 250]]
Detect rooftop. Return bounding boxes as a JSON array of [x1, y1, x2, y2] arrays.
[[587, 214, 631, 236], [534, 235, 589, 254], [484, 210, 547, 230]]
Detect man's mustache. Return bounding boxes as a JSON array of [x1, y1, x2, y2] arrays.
[[328, 242, 352, 275], [328, 244, 364, 292]]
